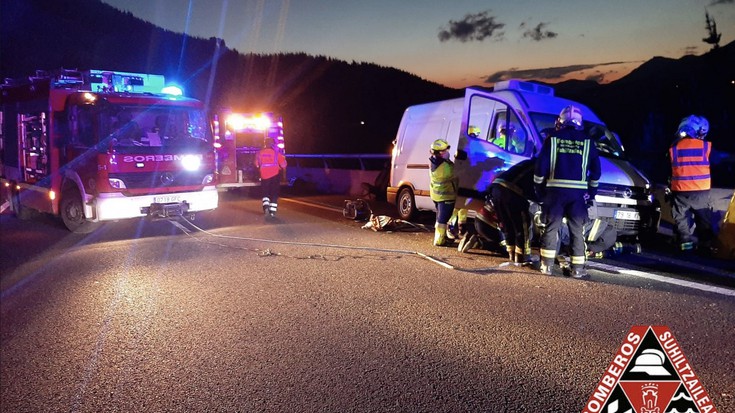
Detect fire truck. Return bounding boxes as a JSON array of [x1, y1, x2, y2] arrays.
[[212, 111, 286, 189], [0, 69, 218, 233]]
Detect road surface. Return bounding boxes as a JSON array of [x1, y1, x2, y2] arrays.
[[1, 192, 733, 412]]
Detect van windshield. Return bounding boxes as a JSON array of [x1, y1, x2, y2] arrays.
[[529, 113, 626, 159]]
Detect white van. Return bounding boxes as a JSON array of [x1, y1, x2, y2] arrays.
[[386, 80, 660, 240]]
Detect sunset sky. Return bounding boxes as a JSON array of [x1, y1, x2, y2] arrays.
[[101, 0, 735, 89]]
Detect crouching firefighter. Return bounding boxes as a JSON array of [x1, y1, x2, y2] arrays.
[[256, 137, 288, 218], [490, 158, 538, 265], [429, 139, 458, 246], [533, 105, 601, 279]]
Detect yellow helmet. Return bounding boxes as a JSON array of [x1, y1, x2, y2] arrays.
[[468, 126, 481, 137], [431, 139, 450, 152]]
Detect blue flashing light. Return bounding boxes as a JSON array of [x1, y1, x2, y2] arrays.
[[161, 85, 183, 96]]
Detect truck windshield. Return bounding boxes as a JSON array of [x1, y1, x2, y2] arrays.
[[100, 104, 212, 150], [529, 113, 626, 159]]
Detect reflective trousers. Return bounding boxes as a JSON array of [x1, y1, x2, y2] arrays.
[[491, 185, 531, 261], [540, 188, 588, 268], [671, 190, 714, 246], [261, 175, 281, 215]]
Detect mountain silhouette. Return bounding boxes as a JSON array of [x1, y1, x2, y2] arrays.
[[554, 44, 735, 184], [2, 0, 734, 186]]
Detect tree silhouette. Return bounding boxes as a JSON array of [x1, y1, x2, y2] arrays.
[[703, 10, 721, 50]]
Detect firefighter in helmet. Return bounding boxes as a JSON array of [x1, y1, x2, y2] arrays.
[[667, 114, 715, 253], [256, 137, 287, 219], [533, 105, 601, 278], [468, 125, 482, 138], [429, 138, 458, 246]]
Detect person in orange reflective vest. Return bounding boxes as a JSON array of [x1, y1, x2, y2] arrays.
[[667, 115, 715, 253], [256, 137, 287, 218]]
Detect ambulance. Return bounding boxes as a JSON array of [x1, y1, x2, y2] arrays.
[[386, 80, 660, 240]]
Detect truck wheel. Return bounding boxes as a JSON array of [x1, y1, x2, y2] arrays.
[[396, 187, 416, 221], [60, 189, 98, 234]]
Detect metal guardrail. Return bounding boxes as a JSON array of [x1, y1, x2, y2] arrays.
[[284, 154, 390, 195], [286, 154, 390, 171]]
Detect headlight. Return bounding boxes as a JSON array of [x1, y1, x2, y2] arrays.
[[181, 155, 202, 171]]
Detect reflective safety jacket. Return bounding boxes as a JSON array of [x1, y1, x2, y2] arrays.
[[533, 128, 601, 192], [429, 156, 457, 202], [256, 146, 287, 180], [669, 137, 711, 192]]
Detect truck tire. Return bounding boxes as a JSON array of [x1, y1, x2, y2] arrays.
[[60, 189, 99, 234], [396, 187, 416, 221]]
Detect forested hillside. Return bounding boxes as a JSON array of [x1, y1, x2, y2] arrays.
[[2, 0, 734, 185]]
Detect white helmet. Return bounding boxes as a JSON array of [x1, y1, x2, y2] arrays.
[[677, 115, 709, 139], [556, 105, 583, 130]]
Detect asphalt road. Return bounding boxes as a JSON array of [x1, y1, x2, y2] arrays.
[[1, 192, 734, 412]]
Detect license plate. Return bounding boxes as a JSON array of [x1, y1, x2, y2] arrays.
[[615, 209, 640, 221], [153, 195, 181, 204]]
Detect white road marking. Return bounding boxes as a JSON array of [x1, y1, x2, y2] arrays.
[[588, 262, 735, 297]]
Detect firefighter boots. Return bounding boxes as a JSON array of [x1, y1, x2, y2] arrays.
[[434, 224, 449, 246], [570, 266, 590, 280], [539, 260, 554, 276]]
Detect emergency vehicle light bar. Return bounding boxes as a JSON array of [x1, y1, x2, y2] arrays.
[[87, 69, 166, 94], [494, 79, 554, 96], [226, 113, 273, 132]]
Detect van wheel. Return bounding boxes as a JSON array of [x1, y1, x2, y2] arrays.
[[396, 187, 416, 221], [60, 189, 99, 234]]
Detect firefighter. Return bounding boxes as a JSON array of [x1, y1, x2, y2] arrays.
[[458, 195, 506, 254], [446, 207, 469, 242], [429, 139, 458, 246], [489, 158, 537, 265], [533, 105, 601, 279], [667, 114, 715, 253], [256, 137, 287, 218], [557, 212, 619, 259], [114, 110, 142, 143]]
